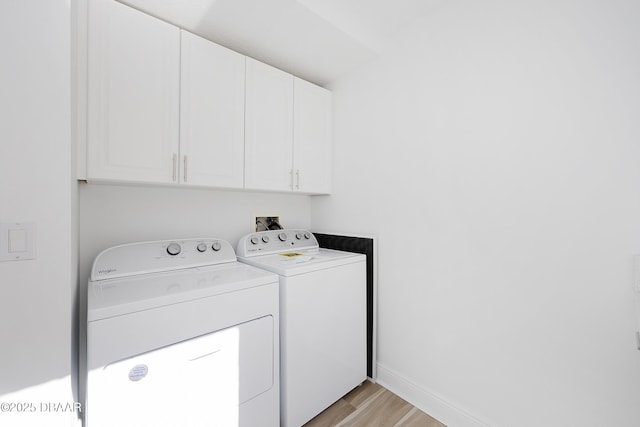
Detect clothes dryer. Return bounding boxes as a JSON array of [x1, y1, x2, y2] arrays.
[[85, 238, 279, 427], [236, 229, 366, 427]]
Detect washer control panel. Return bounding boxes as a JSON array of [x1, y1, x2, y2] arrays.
[[237, 229, 318, 257], [91, 238, 236, 281]]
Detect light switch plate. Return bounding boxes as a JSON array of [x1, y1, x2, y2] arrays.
[[0, 221, 36, 262]]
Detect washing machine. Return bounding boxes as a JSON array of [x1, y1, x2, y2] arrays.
[[236, 229, 366, 427], [85, 238, 279, 427]]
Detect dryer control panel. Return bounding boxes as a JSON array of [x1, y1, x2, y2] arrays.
[[237, 229, 319, 257], [91, 238, 236, 281]]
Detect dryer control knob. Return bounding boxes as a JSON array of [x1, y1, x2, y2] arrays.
[[166, 243, 181, 256], [262, 236, 270, 243], [196, 243, 207, 252], [278, 232, 287, 242], [304, 232, 311, 239], [250, 236, 259, 245], [211, 241, 222, 252], [295, 232, 303, 240]]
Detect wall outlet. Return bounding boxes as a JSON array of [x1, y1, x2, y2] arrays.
[[251, 215, 282, 232]]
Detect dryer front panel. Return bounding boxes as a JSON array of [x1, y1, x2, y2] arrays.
[[86, 315, 274, 427]]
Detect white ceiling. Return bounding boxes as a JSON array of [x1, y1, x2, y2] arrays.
[[117, 0, 443, 86]]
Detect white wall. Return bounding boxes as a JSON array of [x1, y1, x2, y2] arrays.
[[312, 0, 640, 426], [0, 1, 77, 426]]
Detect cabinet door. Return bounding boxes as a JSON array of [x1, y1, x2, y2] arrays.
[[293, 78, 332, 194], [180, 31, 245, 188], [244, 58, 294, 192], [87, 0, 180, 184]]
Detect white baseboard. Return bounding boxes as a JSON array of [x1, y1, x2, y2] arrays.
[[375, 363, 493, 427]]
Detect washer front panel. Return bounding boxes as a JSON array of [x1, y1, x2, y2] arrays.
[[279, 260, 366, 426]]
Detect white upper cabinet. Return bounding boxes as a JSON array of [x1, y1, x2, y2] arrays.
[[245, 59, 332, 194], [244, 58, 295, 192], [180, 30, 245, 189], [87, 0, 180, 184], [85, 0, 331, 194], [293, 78, 332, 194]]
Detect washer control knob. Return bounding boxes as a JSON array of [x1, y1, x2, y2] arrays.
[[250, 236, 259, 245], [211, 241, 222, 252], [196, 243, 207, 252], [166, 243, 181, 256], [295, 232, 303, 240], [304, 232, 312, 239], [262, 236, 270, 243], [278, 232, 287, 242]]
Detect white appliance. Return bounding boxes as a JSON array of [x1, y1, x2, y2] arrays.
[[236, 229, 366, 427], [85, 238, 279, 427]]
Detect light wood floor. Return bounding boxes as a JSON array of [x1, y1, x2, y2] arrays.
[[303, 381, 446, 427]]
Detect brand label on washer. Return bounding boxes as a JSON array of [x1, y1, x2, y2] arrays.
[[128, 364, 148, 382]]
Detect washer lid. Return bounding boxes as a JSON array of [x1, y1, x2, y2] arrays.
[[88, 262, 278, 321], [237, 248, 365, 277]]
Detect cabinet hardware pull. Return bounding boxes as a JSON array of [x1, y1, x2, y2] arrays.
[[172, 154, 177, 182], [296, 170, 300, 190], [183, 156, 188, 182]]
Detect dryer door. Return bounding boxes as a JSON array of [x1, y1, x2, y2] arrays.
[[86, 315, 274, 427]]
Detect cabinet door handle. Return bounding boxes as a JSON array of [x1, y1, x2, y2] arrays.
[[183, 156, 188, 182], [296, 170, 300, 190], [172, 154, 177, 182]]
